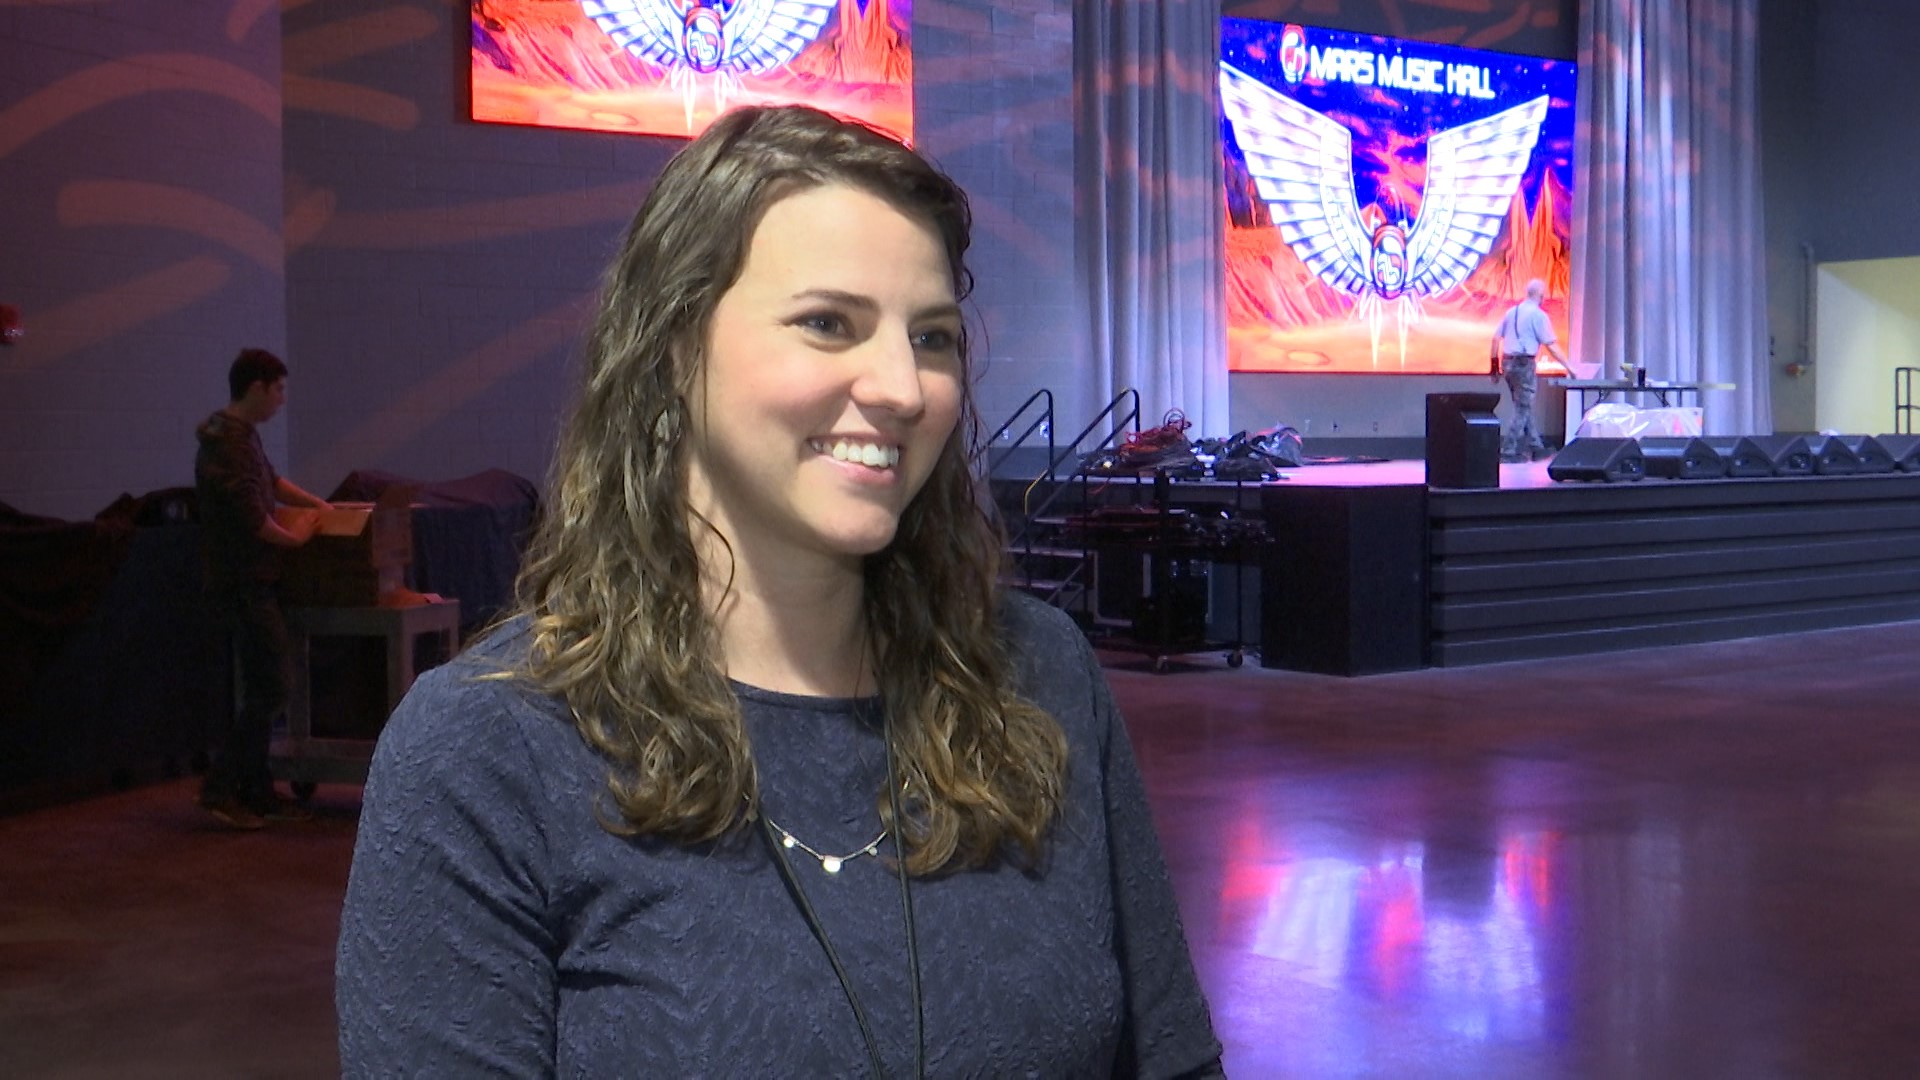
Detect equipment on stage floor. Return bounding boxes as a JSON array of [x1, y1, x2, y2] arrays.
[[1734, 434, 1814, 476], [1835, 435, 1897, 474], [1802, 434, 1860, 475], [1876, 433, 1920, 471], [1425, 392, 1501, 489], [1638, 437, 1727, 480], [1699, 436, 1779, 478], [1548, 438, 1645, 482]]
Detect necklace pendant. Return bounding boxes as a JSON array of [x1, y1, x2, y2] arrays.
[[761, 810, 886, 876]]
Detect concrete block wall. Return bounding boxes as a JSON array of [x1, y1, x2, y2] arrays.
[[1813, 0, 1920, 264], [281, 0, 1076, 494], [1761, 0, 1818, 433], [0, 2, 286, 520], [280, 1, 671, 494], [918, 0, 1078, 436]]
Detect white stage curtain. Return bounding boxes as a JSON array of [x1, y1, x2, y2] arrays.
[[1572, 0, 1772, 434], [1074, 0, 1229, 441]]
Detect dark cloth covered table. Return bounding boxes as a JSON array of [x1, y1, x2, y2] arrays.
[[0, 492, 195, 725], [1, 490, 222, 806]]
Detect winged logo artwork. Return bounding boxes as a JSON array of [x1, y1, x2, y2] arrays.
[[581, 1, 838, 127], [1218, 62, 1549, 369]]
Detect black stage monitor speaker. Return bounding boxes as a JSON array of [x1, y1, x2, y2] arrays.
[[1802, 434, 1860, 475], [1425, 392, 1502, 489], [1877, 433, 1920, 471], [1735, 434, 1814, 476], [1638, 437, 1727, 479], [1702, 436, 1780, 478], [1837, 435, 1897, 473], [1548, 437, 1645, 482]]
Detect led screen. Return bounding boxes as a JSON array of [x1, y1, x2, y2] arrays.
[[1219, 20, 1575, 375], [471, 1, 913, 142]]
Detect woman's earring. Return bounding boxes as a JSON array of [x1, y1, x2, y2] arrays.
[[653, 402, 681, 445]]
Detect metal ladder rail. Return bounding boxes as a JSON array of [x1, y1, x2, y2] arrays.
[[980, 388, 1055, 474], [1017, 391, 1144, 610], [1023, 388, 1143, 526], [983, 390, 1143, 606], [980, 389, 1072, 599]]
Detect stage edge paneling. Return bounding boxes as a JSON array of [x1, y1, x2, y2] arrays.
[[1427, 473, 1920, 666]]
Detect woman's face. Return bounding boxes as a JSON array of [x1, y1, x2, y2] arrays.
[[686, 182, 965, 579]]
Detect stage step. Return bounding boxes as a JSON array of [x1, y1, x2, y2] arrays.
[[1006, 544, 1087, 560]]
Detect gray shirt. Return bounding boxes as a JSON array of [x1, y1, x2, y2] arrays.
[[1498, 299, 1557, 358], [336, 593, 1222, 1077], [193, 410, 280, 590]]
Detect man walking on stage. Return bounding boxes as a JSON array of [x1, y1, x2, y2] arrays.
[[1491, 278, 1571, 463]]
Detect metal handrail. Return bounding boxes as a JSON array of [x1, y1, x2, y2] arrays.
[[978, 388, 1054, 478], [1897, 367, 1917, 435], [1023, 388, 1141, 525], [981, 389, 1063, 598], [987, 389, 1144, 607]]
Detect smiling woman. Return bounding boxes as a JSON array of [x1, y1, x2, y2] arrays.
[[690, 183, 965, 591], [335, 105, 1223, 1078]]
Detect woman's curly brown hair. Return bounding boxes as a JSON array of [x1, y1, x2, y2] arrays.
[[503, 105, 1067, 874]]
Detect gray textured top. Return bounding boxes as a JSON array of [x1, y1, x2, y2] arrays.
[[336, 594, 1222, 1077]]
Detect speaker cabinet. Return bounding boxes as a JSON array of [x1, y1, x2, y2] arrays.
[[1735, 434, 1814, 476], [1425, 392, 1502, 489], [1639, 437, 1727, 479], [1701, 436, 1780, 478], [1548, 438, 1645, 482], [1802, 434, 1860, 475], [1876, 433, 1920, 471], [1837, 435, 1897, 473]]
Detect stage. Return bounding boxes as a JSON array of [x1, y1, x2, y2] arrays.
[[1245, 456, 1920, 673], [999, 452, 1920, 676]]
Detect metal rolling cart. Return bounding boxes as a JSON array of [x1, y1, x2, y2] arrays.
[[1071, 470, 1260, 673], [271, 599, 460, 799]]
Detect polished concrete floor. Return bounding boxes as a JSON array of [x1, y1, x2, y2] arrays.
[[6, 621, 1920, 1077]]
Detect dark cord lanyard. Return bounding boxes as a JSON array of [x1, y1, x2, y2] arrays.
[[759, 721, 925, 1079], [884, 731, 924, 1079]]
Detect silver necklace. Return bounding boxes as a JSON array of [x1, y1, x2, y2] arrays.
[[756, 621, 886, 876], [762, 813, 887, 874], [752, 614, 923, 1077]]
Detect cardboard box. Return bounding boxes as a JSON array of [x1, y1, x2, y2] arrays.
[[279, 487, 414, 607]]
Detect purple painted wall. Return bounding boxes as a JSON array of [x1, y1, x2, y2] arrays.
[[0, 2, 285, 519], [277, 0, 1077, 496]]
